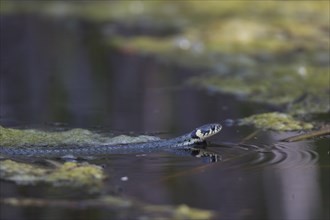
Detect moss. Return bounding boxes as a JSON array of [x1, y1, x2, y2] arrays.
[[240, 112, 314, 131], [0, 160, 105, 189]]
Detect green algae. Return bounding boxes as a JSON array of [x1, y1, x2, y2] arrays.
[[46, 162, 104, 188], [175, 204, 215, 220], [108, 134, 160, 144], [144, 204, 215, 220], [240, 112, 314, 131], [0, 126, 160, 189], [104, 1, 329, 59], [0, 126, 106, 147], [0, 160, 105, 189], [189, 66, 329, 116], [0, 160, 48, 184], [0, 126, 159, 147], [1, 196, 216, 220]]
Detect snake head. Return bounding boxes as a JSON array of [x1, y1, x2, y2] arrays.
[[191, 123, 222, 140]]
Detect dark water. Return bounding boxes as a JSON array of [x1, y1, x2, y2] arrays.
[[0, 14, 329, 220]]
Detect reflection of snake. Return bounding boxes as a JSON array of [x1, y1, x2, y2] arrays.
[[0, 124, 222, 158]]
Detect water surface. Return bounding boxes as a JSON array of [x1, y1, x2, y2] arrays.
[[0, 14, 329, 220]]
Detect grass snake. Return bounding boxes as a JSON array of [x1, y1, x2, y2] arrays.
[[0, 123, 222, 158]]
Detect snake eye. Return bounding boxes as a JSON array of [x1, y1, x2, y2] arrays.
[[214, 125, 221, 132]]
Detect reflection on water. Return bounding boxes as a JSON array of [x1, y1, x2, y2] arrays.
[[0, 14, 328, 220], [262, 142, 322, 220]]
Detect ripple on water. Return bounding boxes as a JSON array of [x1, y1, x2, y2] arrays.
[[270, 143, 319, 168], [209, 142, 319, 170]]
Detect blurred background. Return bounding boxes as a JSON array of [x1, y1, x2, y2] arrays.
[[1, 1, 328, 131], [0, 1, 329, 220]]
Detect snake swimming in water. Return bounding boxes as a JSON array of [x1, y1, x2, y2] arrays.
[[0, 123, 222, 158]]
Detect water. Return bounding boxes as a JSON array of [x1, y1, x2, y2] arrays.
[[0, 14, 329, 220]]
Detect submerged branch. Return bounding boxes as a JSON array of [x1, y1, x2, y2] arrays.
[[281, 125, 330, 142]]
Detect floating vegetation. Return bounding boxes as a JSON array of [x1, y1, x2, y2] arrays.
[[0, 126, 162, 190], [189, 66, 329, 116], [46, 162, 105, 188], [1, 196, 216, 220], [0, 160, 105, 190], [0, 126, 106, 147], [0, 126, 159, 147], [104, 1, 329, 120], [0, 160, 47, 184], [145, 204, 216, 220], [239, 112, 314, 131]]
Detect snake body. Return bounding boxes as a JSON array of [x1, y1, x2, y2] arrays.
[[0, 123, 222, 158]]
